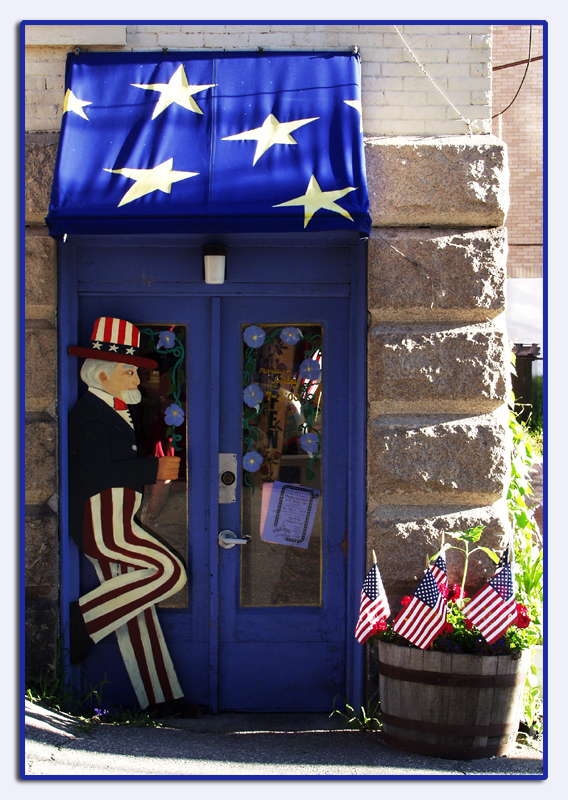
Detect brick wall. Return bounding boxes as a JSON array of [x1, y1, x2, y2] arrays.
[[25, 23, 492, 137], [492, 25, 543, 279]]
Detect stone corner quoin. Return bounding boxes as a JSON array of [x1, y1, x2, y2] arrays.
[[364, 132, 512, 601], [364, 134, 509, 229]]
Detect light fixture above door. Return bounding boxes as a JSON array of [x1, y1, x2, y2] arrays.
[[203, 244, 227, 285]]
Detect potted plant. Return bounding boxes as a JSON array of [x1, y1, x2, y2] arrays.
[[367, 525, 541, 760]]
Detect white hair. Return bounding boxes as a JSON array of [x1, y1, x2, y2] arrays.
[[80, 359, 141, 404], [80, 358, 119, 389]]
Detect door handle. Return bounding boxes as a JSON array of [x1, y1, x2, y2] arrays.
[[218, 530, 250, 549]]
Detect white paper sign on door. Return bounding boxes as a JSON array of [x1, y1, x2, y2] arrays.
[[261, 481, 320, 549]]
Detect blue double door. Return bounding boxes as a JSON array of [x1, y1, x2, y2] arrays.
[[69, 238, 361, 712]]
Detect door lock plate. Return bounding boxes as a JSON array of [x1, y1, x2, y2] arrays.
[[219, 453, 237, 503]]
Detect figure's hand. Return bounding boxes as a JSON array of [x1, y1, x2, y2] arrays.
[[157, 456, 180, 482]]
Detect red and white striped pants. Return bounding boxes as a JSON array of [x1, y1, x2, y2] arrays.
[[78, 487, 187, 708]]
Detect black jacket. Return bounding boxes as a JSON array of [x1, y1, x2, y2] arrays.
[[68, 391, 159, 549]]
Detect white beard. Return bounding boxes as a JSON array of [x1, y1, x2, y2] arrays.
[[122, 389, 142, 405]]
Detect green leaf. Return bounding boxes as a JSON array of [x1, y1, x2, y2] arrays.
[[446, 526, 483, 544], [477, 546, 500, 563], [461, 525, 484, 543]]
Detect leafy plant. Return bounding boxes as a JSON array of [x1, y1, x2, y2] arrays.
[[520, 661, 543, 736], [25, 642, 162, 728], [330, 696, 381, 732], [75, 705, 164, 732], [527, 375, 544, 455], [437, 525, 499, 598], [508, 405, 543, 648]]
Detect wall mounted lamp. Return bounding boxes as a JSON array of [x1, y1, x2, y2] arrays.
[[203, 244, 227, 285]]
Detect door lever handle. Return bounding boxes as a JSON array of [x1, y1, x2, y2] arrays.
[[218, 530, 250, 549]]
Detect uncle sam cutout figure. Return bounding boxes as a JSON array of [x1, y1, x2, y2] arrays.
[[68, 317, 197, 717]]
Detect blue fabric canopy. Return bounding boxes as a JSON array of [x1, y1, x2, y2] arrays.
[[46, 51, 371, 237]]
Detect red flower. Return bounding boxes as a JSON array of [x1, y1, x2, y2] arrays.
[[439, 584, 449, 598], [464, 618, 474, 631], [449, 583, 467, 601], [443, 622, 454, 633], [373, 618, 388, 633], [515, 603, 531, 629], [401, 596, 411, 607]]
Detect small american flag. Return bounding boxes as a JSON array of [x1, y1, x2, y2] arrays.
[[355, 563, 391, 644], [392, 569, 447, 649], [430, 553, 448, 595], [464, 548, 517, 644]]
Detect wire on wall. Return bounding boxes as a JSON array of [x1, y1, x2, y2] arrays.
[[492, 26, 533, 119], [393, 25, 475, 135]]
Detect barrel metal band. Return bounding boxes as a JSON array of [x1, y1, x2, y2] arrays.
[[380, 710, 518, 737], [381, 732, 514, 760], [377, 659, 524, 688]]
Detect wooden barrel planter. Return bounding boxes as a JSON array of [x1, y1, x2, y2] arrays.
[[378, 641, 530, 760]]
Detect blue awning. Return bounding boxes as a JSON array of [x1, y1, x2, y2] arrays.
[[46, 51, 371, 237]]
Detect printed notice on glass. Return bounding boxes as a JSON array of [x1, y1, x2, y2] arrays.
[[261, 481, 320, 549]]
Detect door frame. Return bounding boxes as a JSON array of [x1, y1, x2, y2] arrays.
[[57, 231, 367, 711]]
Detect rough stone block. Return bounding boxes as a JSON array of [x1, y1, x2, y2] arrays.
[[25, 511, 59, 593], [368, 322, 508, 413], [366, 503, 508, 608], [25, 419, 57, 499], [25, 324, 57, 400], [25, 234, 57, 309], [25, 595, 59, 681], [367, 413, 508, 506], [364, 134, 509, 227], [368, 227, 507, 322], [25, 132, 59, 224]]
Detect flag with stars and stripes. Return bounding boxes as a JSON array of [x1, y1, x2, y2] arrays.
[[429, 553, 449, 595], [392, 569, 447, 650], [355, 563, 391, 644], [463, 548, 517, 644], [46, 51, 371, 237]]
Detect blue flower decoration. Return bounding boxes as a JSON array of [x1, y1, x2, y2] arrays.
[[242, 451, 263, 472], [243, 325, 266, 348], [243, 384, 264, 408], [280, 327, 302, 345], [300, 433, 319, 455], [165, 404, 185, 427], [299, 358, 321, 381], [158, 330, 176, 349]]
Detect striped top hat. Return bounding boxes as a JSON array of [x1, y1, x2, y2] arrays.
[[68, 317, 157, 369]]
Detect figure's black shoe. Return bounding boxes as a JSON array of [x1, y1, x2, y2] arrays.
[[69, 601, 91, 664], [146, 699, 202, 719]]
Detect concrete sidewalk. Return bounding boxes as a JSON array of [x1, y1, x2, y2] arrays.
[[23, 699, 544, 778]]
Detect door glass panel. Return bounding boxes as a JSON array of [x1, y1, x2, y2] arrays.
[[131, 324, 188, 608], [241, 324, 323, 607]]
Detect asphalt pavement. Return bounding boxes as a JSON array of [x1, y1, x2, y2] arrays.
[[23, 699, 544, 779]]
